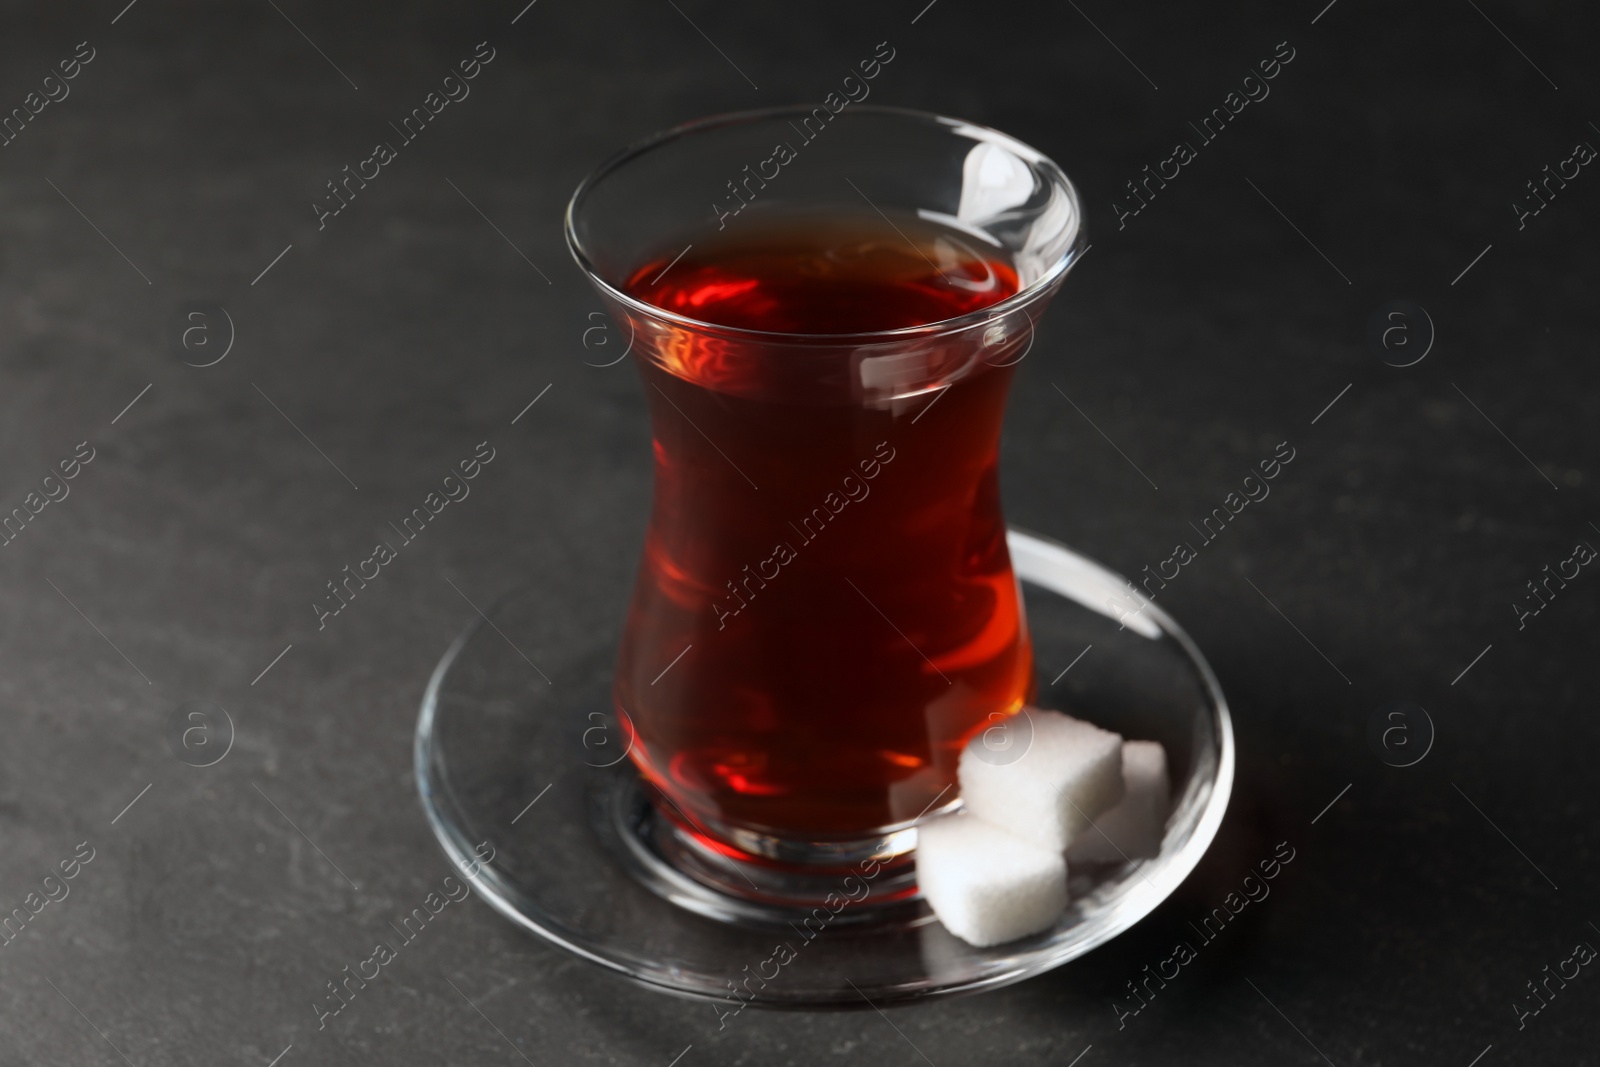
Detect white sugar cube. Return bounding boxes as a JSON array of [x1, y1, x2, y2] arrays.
[[917, 812, 1068, 947], [1066, 740, 1170, 865], [958, 708, 1125, 851]]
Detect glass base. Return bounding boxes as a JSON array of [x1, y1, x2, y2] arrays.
[[413, 527, 1233, 1007], [604, 772, 924, 923]]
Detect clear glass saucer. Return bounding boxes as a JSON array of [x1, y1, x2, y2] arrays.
[[413, 527, 1233, 1008]]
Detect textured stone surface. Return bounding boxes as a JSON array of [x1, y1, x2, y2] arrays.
[[1, 0, 1596, 1062]]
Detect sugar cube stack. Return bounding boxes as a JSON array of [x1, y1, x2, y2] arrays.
[[1066, 740, 1170, 865], [958, 709, 1126, 851], [915, 706, 1173, 948], [916, 812, 1069, 947]]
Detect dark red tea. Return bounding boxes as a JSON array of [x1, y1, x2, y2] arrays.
[[613, 209, 1035, 845]]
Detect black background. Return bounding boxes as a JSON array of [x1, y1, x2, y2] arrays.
[[1, 0, 1597, 1063]]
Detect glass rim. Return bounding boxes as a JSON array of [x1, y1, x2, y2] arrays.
[[563, 104, 1086, 344]]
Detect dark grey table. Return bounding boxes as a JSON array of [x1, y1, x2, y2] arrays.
[[2, 1, 1595, 1063]]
